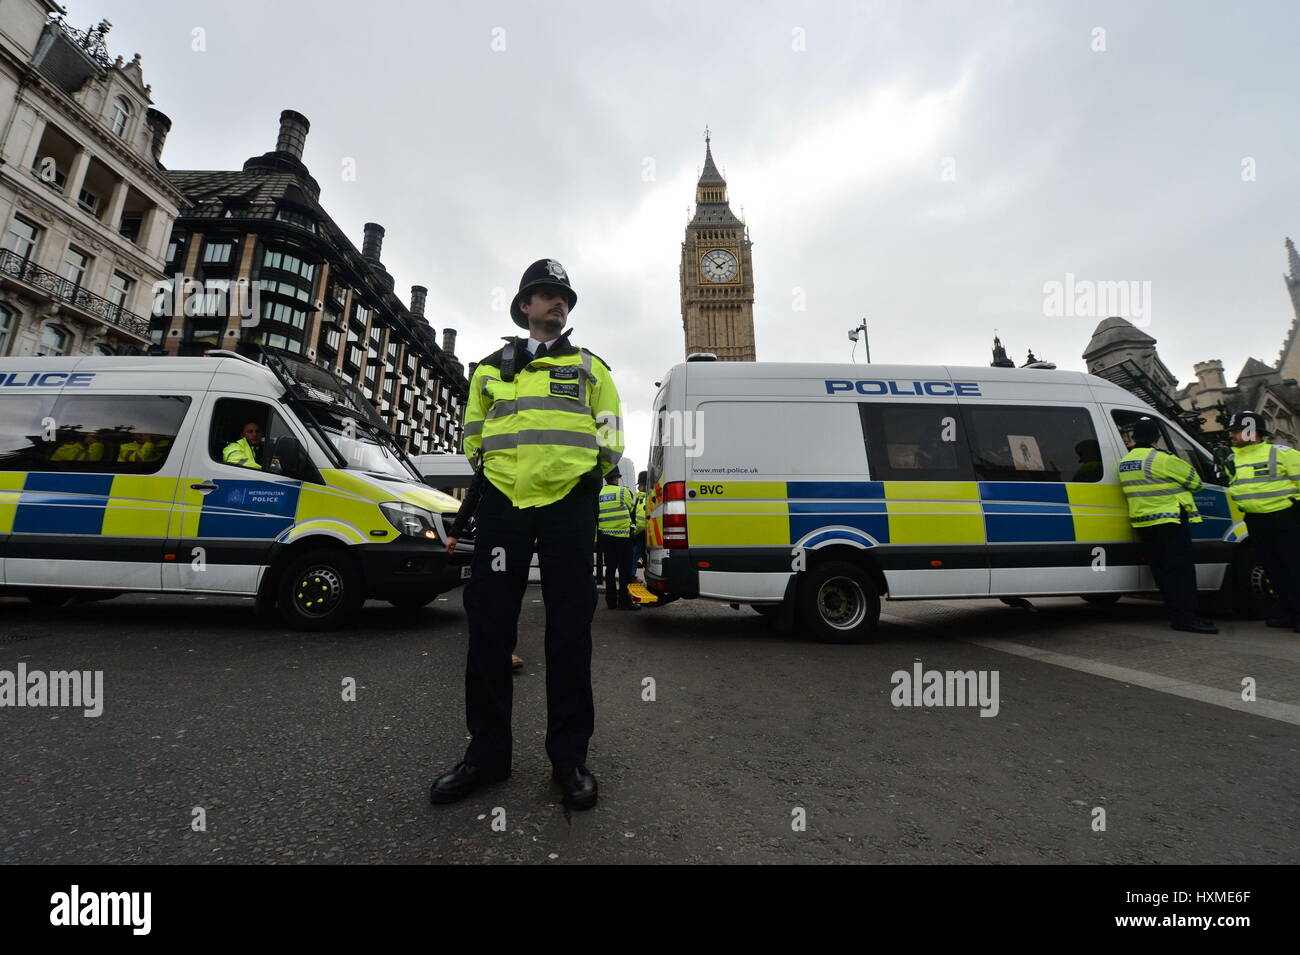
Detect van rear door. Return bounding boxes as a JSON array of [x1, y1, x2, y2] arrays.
[[2, 365, 196, 592]]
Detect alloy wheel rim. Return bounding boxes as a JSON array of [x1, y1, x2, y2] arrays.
[[818, 576, 866, 630]]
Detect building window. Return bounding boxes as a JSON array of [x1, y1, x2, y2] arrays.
[[119, 215, 143, 243], [261, 247, 316, 281], [259, 298, 309, 329], [77, 186, 101, 217], [273, 207, 317, 234], [0, 305, 14, 356], [3, 216, 41, 261], [165, 234, 185, 265], [111, 97, 132, 137], [202, 241, 234, 265], [107, 272, 134, 313], [38, 324, 71, 356], [60, 246, 91, 289]]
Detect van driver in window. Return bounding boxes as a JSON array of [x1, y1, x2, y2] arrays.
[[223, 421, 264, 469]]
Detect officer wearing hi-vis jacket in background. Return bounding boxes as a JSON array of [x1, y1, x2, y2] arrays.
[[1224, 410, 1300, 632], [1118, 416, 1218, 634], [431, 258, 623, 811]]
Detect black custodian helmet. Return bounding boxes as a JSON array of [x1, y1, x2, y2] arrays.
[[1225, 410, 1269, 436], [510, 258, 577, 329]]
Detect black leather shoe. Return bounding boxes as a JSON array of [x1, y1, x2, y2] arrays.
[[1266, 616, 1293, 628], [1172, 618, 1219, 635], [553, 765, 598, 810], [430, 761, 509, 805]]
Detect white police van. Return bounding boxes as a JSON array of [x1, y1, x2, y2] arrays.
[[0, 348, 470, 628], [643, 360, 1252, 641]]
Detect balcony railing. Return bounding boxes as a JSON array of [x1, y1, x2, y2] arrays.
[[0, 250, 150, 341]]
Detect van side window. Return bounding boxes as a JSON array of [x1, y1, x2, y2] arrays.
[[965, 405, 1101, 483], [209, 397, 313, 480], [1, 394, 189, 474], [0, 396, 58, 471], [1110, 410, 1171, 453], [859, 404, 974, 481]]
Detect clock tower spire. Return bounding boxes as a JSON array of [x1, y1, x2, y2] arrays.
[[680, 132, 756, 361]]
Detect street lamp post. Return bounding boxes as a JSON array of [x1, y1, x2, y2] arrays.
[[848, 318, 871, 363]]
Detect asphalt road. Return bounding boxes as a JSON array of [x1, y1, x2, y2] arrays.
[[0, 588, 1295, 864]]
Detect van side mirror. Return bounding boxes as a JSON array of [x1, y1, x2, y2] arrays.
[[1211, 444, 1234, 485], [272, 435, 311, 480]]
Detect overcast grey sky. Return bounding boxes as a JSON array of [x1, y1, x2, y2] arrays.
[[83, 0, 1300, 467]]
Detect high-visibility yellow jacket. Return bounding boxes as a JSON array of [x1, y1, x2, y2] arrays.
[[462, 332, 623, 508], [1118, 446, 1202, 527], [633, 489, 647, 533], [50, 441, 87, 461], [223, 438, 262, 469], [117, 440, 156, 464], [598, 484, 635, 537], [1229, 442, 1300, 514]]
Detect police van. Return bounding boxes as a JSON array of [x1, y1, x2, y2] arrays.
[[643, 360, 1253, 642], [0, 348, 470, 629]]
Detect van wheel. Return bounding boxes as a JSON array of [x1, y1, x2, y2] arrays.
[[276, 549, 364, 631], [798, 560, 881, 643], [1081, 594, 1121, 606]]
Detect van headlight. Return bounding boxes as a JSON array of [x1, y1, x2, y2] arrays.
[[380, 502, 440, 540]]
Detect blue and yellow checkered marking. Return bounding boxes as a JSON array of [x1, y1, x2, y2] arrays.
[[3, 472, 304, 541], [682, 478, 1215, 548]]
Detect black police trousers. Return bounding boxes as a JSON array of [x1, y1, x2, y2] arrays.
[[461, 479, 598, 771], [1136, 519, 1199, 624], [1244, 504, 1300, 617], [597, 532, 635, 608]]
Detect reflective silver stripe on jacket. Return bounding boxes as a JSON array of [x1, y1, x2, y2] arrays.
[[463, 420, 483, 436], [480, 430, 600, 452], [1234, 489, 1295, 501], [486, 395, 592, 419], [1232, 447, 1282, 485]]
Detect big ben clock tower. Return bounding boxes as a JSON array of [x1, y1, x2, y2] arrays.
[[680, 131, 755, 361]]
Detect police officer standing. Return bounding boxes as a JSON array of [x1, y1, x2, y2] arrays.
[[596, 471, 638, 610], [1118, 417, 1218, 634], [431, 259, 622, 810], [631, 470, 648, 580], [1224, 411, 1300, 632]]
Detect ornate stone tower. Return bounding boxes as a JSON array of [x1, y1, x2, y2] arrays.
[[1276, 237, 1300, 383], [680, 132, 755, 361]]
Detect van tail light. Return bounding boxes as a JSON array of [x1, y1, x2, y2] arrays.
[[663, 481, 688, 549]]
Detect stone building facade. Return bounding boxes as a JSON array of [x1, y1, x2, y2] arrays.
[[156, 110, 466, 455], [0, 4, 181, 359], [1176, 239, 1300, 448], [679, 134, 755, 361]]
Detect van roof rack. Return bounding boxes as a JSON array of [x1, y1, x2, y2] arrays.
[[203, 349, 263, 367], [686, 352, 718, 362], [252, 345, 388, 431]]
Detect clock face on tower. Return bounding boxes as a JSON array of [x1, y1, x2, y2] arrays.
[[700, 249, 738, 283]]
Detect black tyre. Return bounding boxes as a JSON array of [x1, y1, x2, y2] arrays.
[[797, 560, 881, 643], [1081, 594, 1121, 606], [276, 548, 365, 631], [25, 589, 71, 609], [388, 594, 437, 611]]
